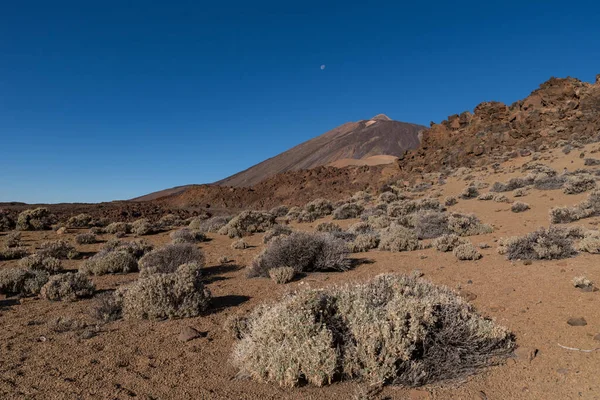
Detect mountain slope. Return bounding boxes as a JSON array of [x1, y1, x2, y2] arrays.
[[215, 114, 424, 187]]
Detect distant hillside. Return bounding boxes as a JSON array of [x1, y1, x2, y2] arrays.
[[215, 114, 424, 187]]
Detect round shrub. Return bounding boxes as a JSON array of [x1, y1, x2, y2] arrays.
[[232, 274, 515, 388], [138, 243, 204, 277], [315, 222, 342, 233], [263, 225, 293, 244], [40, 273, 95, 301], [19, 254, 63, 273], [119, 262, 211, 320], [332, 203, 364, 220], [0, 268, 49, 296], [378, 225, 419, 252], [249, 232, 350, 277], [80, 251, 138, 275], [67, 213, 93, 228], [16, 208, 55, 231], [432, 234, 468, 252], [37, 239, 77, 259], [219, 211, 276, 238], [75, 232, 97, 245], [510, 202, 530, 213], [170, 228, 206, 244], [268, 267, 296, 284], [453, 243, 482, 260], [348, 233, 379, 253]]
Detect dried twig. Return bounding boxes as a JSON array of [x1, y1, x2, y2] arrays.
[[557, 343, 600, 353]]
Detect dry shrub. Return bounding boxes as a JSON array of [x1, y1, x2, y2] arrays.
[[232, 274, 514, 388], [268, 267, 296, 284], [444, 196, 457, 206], [105, 222, 130, 235], [584, 158, 600, 166], [232, 239, 248, 250], [75, 232, 97, 245], [513, 188, 528, 197], [263, 225, 293, 243], [378, 225, 419, 252], [378, 192, 398, 203], [16, 208, 55, 231], [490, 177, 532, 192], [0, 246, 29, 260], [249, 232, 350, 277], [139, 243, 204, 277], [477, 193, 494, 201], [92, 292, 123, 322], [67, 213, 93, 228], [99, 238, 153, 260], [348, 233, 379, 252], [453, 243, 482, 260], [549, 190, 600, 223], [48, 316, 88, 333], [4, 231, 21, 248], [316, 222, 342, 233], [413, 211, 450, 239], [447, 213, 492, 236], [19, 254, 63, 273], [352, 191, 372, 202], [347, 222, 373, 234], [432, 234, 469, 252], [304, 198, 334, 217], [37, 239, 77, 259], [577, 236, 600, 253], [499, 227, 576, 260], [170, 228, 206, 244], [493, 194, 510, 203], [120, 262, 211, 320], [131, 218, 156, 236], [0, 268, 49, 296], [366, 215, 392, 229], [0, 211, 15, 231], [157, 214, 181, 229], [188, 216, 229, 232], [269, 205, 289, 217], [460, 185, 479, 199], [533, 175, 566, 190], [333, 203, 364, 220], [40, 273, 95, 301], [511, 202, 530, 213], [387, 198, 443, 218], [219, 211, 276, 238], [296, 210, 318, 223], [224, 314, 250, 340], [563, 176, 596, 194], [80, 251, 138, 275], [285, 206, 302, 221], [549, 205, 593, 224]]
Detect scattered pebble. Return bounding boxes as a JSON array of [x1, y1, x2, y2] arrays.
[[178, 326, 205, 342], [567, 317, 587, 327]]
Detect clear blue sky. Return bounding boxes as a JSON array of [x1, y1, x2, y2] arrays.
[[1, 1, 599, 203]]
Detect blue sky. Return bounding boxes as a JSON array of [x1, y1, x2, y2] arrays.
[[1, 1, 599, 203]]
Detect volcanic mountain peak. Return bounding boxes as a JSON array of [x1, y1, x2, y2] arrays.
[[371, 113, 392, 121], [214, 115, 425, 187]]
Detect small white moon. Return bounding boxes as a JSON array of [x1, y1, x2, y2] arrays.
[[320, 65, 326, 70]]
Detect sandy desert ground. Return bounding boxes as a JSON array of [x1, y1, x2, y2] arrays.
[[2, 144, 600, 400]]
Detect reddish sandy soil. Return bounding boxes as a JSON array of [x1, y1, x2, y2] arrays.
[[2, 145, 600, 399]]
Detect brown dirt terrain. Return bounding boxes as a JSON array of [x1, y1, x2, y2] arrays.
[[2, 143, 600, 399]]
